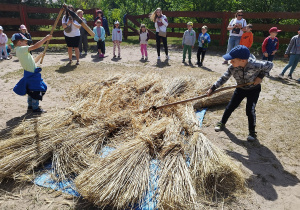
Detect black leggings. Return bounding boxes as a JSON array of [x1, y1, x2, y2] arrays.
[[156, 32, 168, 56], [97, 40, 105, 54], [197, 47, 206, 62], [221, 85, 261, 131]]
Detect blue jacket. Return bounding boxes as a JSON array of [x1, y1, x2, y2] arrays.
[[198, 33, 211, 48], [13, 68, 47, 96], [93, 26, 106, 42]]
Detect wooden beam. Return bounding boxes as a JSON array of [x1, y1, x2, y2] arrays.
[[167, 23, 221, 29], [0, 3, 19, 12], [0, 18, 21, 25]]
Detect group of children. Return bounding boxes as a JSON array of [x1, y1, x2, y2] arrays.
[[0, 24, 32, 60], [93, 20, 123, 58], [182, 22, 211, 66]]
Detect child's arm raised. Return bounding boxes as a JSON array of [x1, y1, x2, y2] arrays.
[[28, 35, 52, 52]]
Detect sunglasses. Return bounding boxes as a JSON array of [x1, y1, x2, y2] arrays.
[[237, 14, 243, 16]]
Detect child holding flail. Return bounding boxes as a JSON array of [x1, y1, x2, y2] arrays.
[[206, 45, 273, 142], [182, 22, 196, 63], [12, 33, 52, 113], [139, 24, 149, 60], [197, 25, 211, 66], [112, 21, 122, 58], [93, 19, 106, 58]]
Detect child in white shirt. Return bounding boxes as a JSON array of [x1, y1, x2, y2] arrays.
[[112, 21, 122, 58]]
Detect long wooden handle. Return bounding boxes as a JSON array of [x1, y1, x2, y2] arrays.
[[63, 5, 95, 37], [40, 7, 65, 64], [154, 82, 254, 110]]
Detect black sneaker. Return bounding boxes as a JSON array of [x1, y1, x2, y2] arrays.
[[28, 106, 33, 110], [214, 122, 225, 132], [182, 60, 185, 63], [247, 131, 257, 142], [199, 62, 202, 67], [33, 108, 47, 113]]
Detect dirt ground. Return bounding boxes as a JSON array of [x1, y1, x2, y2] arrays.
[[0, 45, 300, 210]]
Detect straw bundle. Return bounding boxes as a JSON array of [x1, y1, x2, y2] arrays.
[[75, 139, 153, 209], [189, 132, 245, 199], [0, 72, 245, 208], [158, 143, 197, 209], [75, 117, 170, 209]]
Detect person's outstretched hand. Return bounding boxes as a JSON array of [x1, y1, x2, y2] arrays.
[[206, 88, 213, 96], [45, 35, 52, 41], [254, 77, 262, 85]]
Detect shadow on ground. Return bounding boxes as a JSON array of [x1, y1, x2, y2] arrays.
[[55, 64, 78, 73], [224, 128, 299, 201], [0, 111, 42, 137]]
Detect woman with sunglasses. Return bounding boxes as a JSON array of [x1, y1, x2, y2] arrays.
[[223, 10, 247, 64]]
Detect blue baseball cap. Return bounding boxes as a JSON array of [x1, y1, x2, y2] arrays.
[[223, 45, 250, 60], [11, 33, 29, 42]]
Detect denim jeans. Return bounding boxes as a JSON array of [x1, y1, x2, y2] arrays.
[[226, 36, 242, 53], [281, 54, 300, 76], [28, 95, 39, 110]]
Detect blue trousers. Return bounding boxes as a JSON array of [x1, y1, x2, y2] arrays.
[[28, 95, 39, 110], [281, 54, 300, 76], [226, 36, 242, 53]]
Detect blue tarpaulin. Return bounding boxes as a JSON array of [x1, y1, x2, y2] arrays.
[[34, 109, 207, 209]]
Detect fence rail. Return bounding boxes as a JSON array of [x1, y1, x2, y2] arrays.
[[124, 11, 300, 46]]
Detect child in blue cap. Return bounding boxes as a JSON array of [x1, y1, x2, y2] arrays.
[[206, 45, 273, 141], [12, 33, 52, 113]]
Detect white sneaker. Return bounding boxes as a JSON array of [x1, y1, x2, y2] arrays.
[[157, 56, 160, 60], [278, 73, 284, 78], [166, 55, 170, 60]]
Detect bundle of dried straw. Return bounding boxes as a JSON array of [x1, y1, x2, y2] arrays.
[[0, 73, 245, 208]]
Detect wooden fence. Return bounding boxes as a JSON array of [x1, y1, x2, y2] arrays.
[[1, 4, 300, 46], [124, 11, 300, 46], [0, 3, 97, 44]]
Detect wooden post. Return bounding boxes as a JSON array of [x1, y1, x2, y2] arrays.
[[124, 14, 128, 40], [19, 4, 29, 31], [220, 12, 229, 46]]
